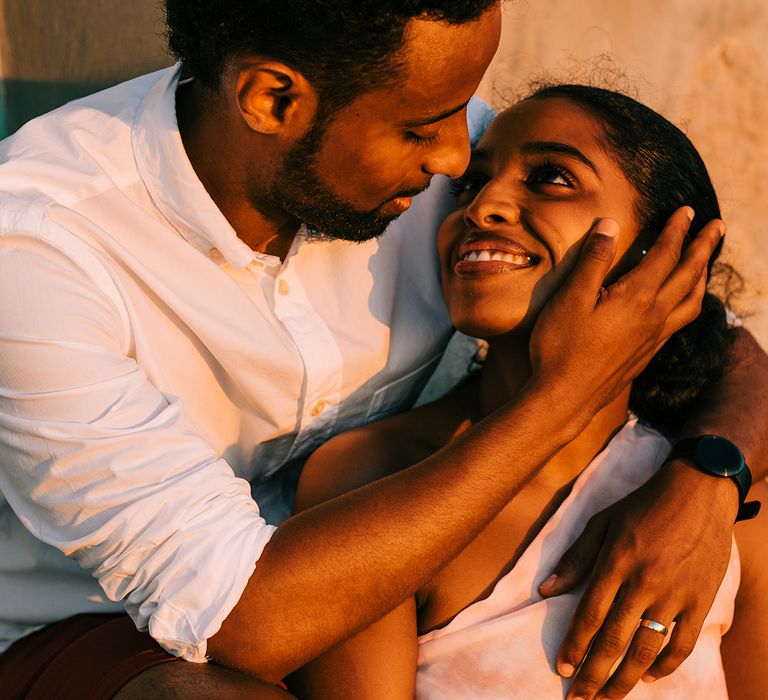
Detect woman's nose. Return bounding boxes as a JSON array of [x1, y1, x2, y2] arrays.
[[463, 187, 519, 229]]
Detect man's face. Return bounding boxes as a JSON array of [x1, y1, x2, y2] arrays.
[[266, 6, 502, 242]]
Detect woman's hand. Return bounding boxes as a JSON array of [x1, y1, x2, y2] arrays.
[[539, 459, 738, 700]]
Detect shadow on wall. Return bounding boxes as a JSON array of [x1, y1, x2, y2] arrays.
[[0, 0, 172, 139]]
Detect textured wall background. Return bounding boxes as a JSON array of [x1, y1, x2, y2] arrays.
[[0, 0, 169, 134], [0, 0, 765, 344]]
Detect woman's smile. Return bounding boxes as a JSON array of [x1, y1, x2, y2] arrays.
[[453, 231, 541, 274]]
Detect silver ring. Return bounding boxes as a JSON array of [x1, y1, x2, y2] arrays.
[[639, 618, 668, 636]]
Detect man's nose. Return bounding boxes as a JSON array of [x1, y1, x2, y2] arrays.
[[421, 116, 471, 179]]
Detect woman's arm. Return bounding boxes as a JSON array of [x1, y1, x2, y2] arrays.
[[722, 479, 768, 700], [286, 430, 423, 699], [287, 591, 418, 699]]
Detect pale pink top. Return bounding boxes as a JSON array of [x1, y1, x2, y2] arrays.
[[417, 419, 739, 699]]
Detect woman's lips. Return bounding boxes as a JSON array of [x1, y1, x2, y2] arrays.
[[454, 233, 541, 273]]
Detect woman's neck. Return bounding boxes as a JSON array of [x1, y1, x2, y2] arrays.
[[473, 331, 631, 486]]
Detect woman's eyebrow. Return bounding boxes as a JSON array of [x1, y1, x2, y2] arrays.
[[521, 141, 600, 177]]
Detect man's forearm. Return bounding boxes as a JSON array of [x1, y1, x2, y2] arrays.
[[207, 213, 720, 681], [679, 328, 768, 477], [207, 381, 584, 680]]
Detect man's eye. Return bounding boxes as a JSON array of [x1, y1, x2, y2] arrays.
[[448, 172, 489, 197], [406, 130, 440, 146]]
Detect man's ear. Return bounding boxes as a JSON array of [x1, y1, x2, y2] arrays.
[[234, 61, 317, 136]]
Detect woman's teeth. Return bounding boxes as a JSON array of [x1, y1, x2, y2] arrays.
[[461, 250, 533, 265]]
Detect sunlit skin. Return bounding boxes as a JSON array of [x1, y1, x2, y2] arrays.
[[289, 97, 759, 699], [438, 96, 639, 340], [176, 8, 502, 258], [167, 17, 768, 697], [129, 6, 768, 698], [308, 15, 503, 215]]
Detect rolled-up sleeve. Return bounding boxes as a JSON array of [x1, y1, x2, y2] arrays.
[[0, 235, 276, 662]]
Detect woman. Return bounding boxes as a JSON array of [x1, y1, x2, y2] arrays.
[[287, 85, 767, 699]]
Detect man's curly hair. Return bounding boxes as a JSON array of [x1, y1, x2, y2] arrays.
[[164, 1, 498, 111]]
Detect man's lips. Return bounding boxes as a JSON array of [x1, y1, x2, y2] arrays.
[[455, 232, 541, 271], [386, 183, 432, 213], [389, 196, 413, 213]]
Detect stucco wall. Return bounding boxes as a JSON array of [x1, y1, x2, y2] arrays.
[[0, 0, 170, 134], [1, 1, 765, 344]]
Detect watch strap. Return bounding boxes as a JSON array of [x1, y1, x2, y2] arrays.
[[665, 436, 761, 522]]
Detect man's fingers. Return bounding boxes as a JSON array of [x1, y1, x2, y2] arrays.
[[659, 267, 707, 341], [556, 572, 620, 679], [618, 206, 693, 291], [643, 611, 705, 681], [564, 590, 645, 700], [557, 219, 619, 309], [539, 512, 609, 597], [594, 612, 673, 699], [656, 218, 724, 314]]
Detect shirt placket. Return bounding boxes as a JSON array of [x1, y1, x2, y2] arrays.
[[271, 256, 344, 461]]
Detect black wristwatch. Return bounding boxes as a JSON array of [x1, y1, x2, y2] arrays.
[[665, 435, 761, 522]]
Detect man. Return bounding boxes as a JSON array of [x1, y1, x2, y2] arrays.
[[0, 2, 765, 698]]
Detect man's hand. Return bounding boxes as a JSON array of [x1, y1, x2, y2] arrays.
[[539, 459, 738, 700], [529, 207, 725, 430]]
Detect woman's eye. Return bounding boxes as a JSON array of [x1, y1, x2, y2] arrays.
[[527, 164, 575, 188], [448, 172, 489, 197]]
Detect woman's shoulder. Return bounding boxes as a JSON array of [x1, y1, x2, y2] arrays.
[[293, 394, 471, 513]]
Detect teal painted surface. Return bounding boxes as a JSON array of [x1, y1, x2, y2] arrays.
[[1, 78, 116, 137], [0, 81, 7, 139]]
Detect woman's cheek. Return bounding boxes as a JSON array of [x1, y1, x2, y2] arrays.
[[436, 211, 465, 264]]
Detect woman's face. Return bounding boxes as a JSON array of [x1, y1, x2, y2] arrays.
[[437, 96, 640, 339]]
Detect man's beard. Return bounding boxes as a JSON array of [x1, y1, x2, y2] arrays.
[[265, 120, 414, 243]]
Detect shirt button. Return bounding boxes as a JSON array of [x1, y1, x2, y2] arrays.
[[311, 400, 327, 417], [209, 248, 225, 263], [278, 279, 290, 296]]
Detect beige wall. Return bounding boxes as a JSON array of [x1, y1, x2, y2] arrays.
[[478, 0, 768, 346], [1, 0, 765, 343], [0, 0, 171, 133]]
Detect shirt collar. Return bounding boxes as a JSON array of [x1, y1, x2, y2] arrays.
[[131, 64, 266, 269]]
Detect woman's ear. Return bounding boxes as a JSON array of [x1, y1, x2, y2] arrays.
[[234, 60, 317, 136]]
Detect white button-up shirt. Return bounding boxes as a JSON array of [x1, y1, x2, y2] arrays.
[[0, 66, 493, 660]]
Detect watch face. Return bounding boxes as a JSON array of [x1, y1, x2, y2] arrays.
[[695, 436, 745, 477]]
